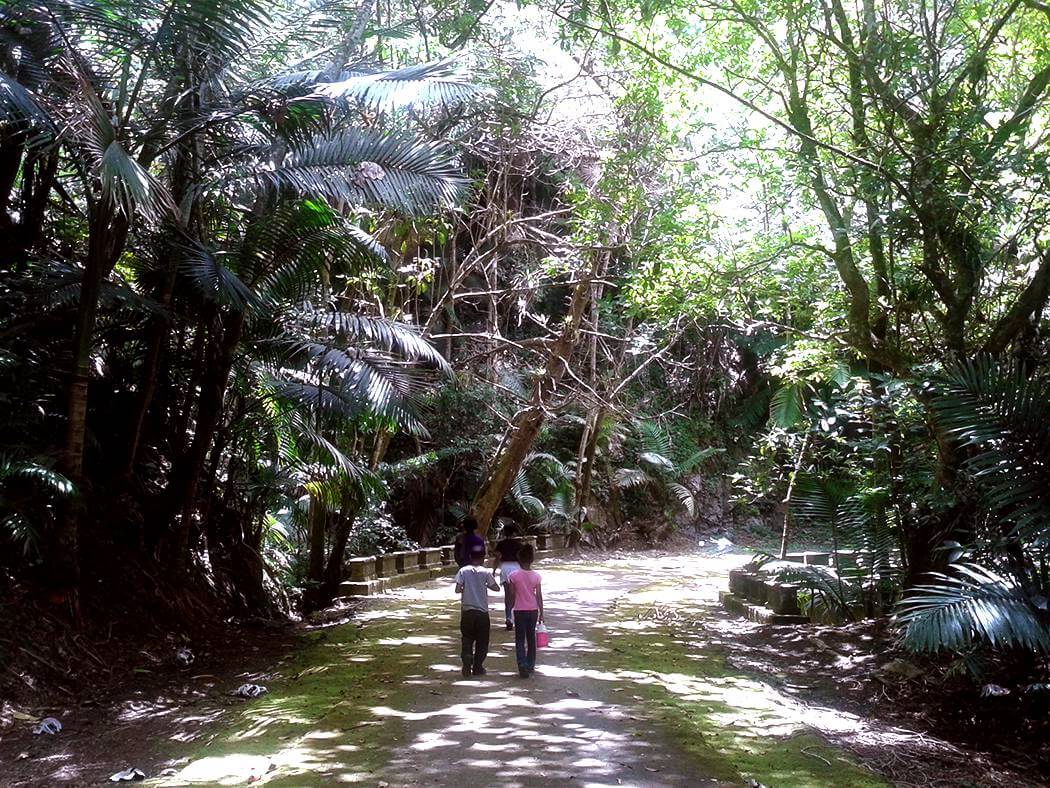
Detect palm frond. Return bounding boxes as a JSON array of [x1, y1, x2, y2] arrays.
[[309, 311, 450, 372], [667, 482, 696, 517], [0, 455, 74, 494], [178, 240, 260, 311], [635, 420, 671, 458], [613, 467, 650, 489], [0, 73, 56, 143], [506, 467, 545, 520], [169, 0, 272, 62], [243, 130, 469, 215], [548, 482, 576, 521], [309, 60, 485, 110], [770, 381, 806, 428], [930, 357, 1050, 542], [678, 446, 724, 473], [773, 563, 861, 619], [895, 563, 1050, 653]]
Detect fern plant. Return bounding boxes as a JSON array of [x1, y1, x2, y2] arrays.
[[612, 420, 722, 519]]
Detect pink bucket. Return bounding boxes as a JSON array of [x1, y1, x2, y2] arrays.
[[536, 623, 550, 648]]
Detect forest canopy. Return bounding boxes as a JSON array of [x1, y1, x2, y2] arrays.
[[0, 0, 1047, 680]]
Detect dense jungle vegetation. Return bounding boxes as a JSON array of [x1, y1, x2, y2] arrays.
[[0, 0, 1047, 700]]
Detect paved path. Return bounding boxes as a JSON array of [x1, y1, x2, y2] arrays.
[[152, 551, 887, 787], [369, 555, 728, 787]]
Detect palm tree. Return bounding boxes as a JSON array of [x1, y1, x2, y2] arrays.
[[894, 358, 1050, 659], [0, 0, 483, 592]]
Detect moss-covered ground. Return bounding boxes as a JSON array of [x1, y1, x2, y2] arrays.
[[586, 587, 888, 787], [158, 616, 423, 785], [156, 554, 890, 786]]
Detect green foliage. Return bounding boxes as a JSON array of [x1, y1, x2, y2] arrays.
[[896, 563, 1050, 654], [928, 358, 1050, 542], [892, 359, 1050, 657]]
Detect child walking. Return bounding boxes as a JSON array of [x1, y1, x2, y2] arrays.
[[454, 543, 500, 677], [507, 544, 543, 678]]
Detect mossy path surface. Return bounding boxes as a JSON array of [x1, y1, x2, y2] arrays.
[[153, 552, 890, 787]]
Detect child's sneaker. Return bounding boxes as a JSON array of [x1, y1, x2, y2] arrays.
[[518, 666, 529, 678], [472, 666, 487, 675], [462, 662, 471, 677]]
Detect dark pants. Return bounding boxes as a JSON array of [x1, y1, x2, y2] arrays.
[[460, 609, 491, 670], [514, 610, 539, 670]]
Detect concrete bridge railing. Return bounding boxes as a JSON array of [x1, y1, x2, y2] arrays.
[[338, 533, 571, 598]]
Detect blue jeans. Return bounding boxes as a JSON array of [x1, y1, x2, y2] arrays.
[[514, 610, 538, 670]]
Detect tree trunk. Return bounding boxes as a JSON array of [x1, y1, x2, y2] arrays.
[[123, 244, 182, 476], [304, 493, 328, 611], [470, 263, 596, 535], [167, 311, 244, 568], [53, 206, 128, 590], [573, 407, 604, 530], [778, 433, 809, 560], [321, 493, 359, 606]]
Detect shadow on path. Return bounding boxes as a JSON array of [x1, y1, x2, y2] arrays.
[[158, 552, 892, 787]]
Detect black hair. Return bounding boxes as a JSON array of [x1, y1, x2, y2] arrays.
[[519, 543, 535, 566], [462, 515, 479, 533], [502, 524, 519, 538]]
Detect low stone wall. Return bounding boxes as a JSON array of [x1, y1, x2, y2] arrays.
[[337, 532, 572, 598], [721, 549, 902, 625]]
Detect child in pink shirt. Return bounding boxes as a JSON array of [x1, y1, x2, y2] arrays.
[[507, 544, 543, 677]]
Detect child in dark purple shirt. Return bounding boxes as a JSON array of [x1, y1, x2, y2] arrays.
[[453, 516, 486, 567]]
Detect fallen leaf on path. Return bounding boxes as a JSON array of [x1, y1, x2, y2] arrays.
[[565, 690, 579, 697]]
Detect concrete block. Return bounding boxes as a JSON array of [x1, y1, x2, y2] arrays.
[[785, 551, 831, 566], [440, 545, 455, 565], [338, 577, 390, 597], [721, 590, 809, 626], [748, 607, 810, 625], [728, 569, 749, 596], [536, 533, 550, 551], [418, 548, 443, 568], [743, 573, 768, 604], [347, 556, 376, 582], [386, 569, 432, 589], [376, 554, 399, 577], [719, 591, 750, 617], [548, 533, 567, 550], [393, 550, 416, 573], [767, 582, 801, 614], [339, 581, 372, 597], [430, 565, 459, 580]]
